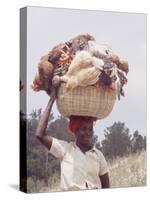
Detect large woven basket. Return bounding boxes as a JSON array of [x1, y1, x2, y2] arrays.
[[56, 83, 116, 119]]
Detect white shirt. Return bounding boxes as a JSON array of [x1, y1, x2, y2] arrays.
[[49, 137, 108, 191]]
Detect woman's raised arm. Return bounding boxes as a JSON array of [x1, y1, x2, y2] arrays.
[[35, 76, 60, 150]]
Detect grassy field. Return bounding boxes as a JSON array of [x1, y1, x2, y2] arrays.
[[27, 150, 146, 193], [108, 150, 146, 188]]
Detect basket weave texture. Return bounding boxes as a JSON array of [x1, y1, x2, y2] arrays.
[[56, 83, 116, 119]]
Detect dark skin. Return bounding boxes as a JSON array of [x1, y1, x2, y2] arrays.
[[35, 85, 110, 189], [74, 122, 110, 188]]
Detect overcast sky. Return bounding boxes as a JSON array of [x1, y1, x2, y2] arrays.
[[22, 6, 147, 141]]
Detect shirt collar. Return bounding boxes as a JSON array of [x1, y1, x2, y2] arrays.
[[72, 142, 97, 153]]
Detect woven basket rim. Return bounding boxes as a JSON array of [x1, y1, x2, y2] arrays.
[[56, 83, 116, 119]]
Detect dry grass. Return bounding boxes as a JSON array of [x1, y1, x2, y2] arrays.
[[27, 173, 61, 193], [27, 150, 146, 193], [108, 150, 146, 188]]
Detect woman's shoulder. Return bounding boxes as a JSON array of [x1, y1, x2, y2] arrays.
[[49, 137, 74, 159], [93, 147, 105, 159], [53, 137, 74, 148]]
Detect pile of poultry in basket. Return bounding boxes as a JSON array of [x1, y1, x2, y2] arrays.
[[31, 34, 129, 100]]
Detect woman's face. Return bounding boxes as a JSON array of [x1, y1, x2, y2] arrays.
[[75, 122, 94, 147]]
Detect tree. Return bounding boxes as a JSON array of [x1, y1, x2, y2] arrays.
[[47, 115, 75, 142], [131, 130, 145, 153], [101, 122, 131, 159], [143, 136, 146, 150]]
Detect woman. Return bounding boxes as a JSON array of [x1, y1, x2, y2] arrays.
[[35, 85, 110, 191]]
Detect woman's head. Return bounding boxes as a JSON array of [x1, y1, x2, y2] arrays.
[[69, 116, 97, 148]]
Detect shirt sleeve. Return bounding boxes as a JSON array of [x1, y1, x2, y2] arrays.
[[48, 137, 68, 160], [98, 151, 109, 176]]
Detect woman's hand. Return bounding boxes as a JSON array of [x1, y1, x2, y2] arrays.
[[52, 75, 61, 88], [99, 173, 110, 188], [50, 75, 61, 99]]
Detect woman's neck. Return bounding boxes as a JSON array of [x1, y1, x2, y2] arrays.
[[76, 141, 93, 154]]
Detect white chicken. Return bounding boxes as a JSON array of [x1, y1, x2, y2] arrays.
[[60, 50, 104, 90]]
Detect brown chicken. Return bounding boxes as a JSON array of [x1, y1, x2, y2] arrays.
[[118, 59, 129, 74], [38, 56, 54, 80], [31, 73, 44, 91]]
